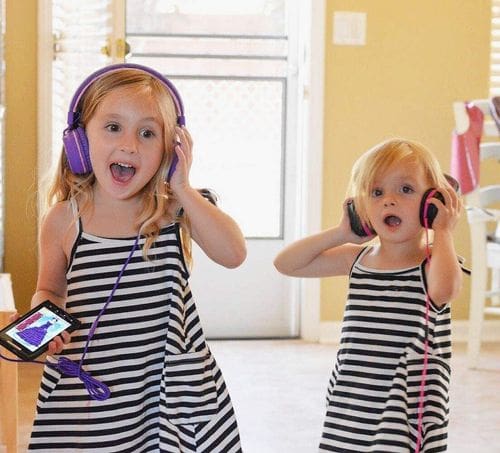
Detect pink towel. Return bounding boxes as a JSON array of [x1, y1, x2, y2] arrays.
[[450, 102, 483, 195]]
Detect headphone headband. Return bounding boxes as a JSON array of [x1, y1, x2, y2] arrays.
[[67, 63, 185, 127], [63, 63, 185, 175]]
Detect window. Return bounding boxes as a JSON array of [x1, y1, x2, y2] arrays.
[[125, 0, 291, 238]]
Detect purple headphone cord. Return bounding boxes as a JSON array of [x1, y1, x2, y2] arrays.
[[58, 234, 140, 400], [0, 235, 140, 401]]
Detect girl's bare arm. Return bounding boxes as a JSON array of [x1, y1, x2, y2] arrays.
[[426, 186, 463, 306], [177, 187, 246, 268], [33, 202, 74, 354], [274, 201, 373, 278], [168, 127, 246, 268]]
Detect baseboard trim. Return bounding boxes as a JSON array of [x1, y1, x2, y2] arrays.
[[319, 320, 500, 344]]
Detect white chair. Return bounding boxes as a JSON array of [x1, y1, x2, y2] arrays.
[[453, 100, 500, 368]]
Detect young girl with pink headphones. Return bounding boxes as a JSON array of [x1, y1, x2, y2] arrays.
[[275, 138, 463, 453]]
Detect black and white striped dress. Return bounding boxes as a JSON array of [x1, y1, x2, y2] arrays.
[[29, 222, 242, 452], [319, 247, 451, 452]]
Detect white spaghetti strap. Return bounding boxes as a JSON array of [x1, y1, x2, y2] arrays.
[[69, 197, 78, 217], [69, 197, 82, 236]]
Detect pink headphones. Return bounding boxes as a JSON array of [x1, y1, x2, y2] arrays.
[[62, 63, 185, 179], [347, 174, 460, 236]]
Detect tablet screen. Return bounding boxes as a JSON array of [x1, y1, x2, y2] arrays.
[[4, 306, 72, 352]]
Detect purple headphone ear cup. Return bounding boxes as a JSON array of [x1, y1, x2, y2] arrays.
[[63, 126, 92, 174]]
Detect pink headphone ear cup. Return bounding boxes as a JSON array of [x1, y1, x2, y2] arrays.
[[419, 189, 444, 228], [63, 126, 92, 174]]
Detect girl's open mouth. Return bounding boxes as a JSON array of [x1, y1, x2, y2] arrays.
[[384, 215, 401, 227], [110, 162, 136, 183]]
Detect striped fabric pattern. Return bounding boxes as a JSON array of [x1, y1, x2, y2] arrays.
[[28, 223, 242, 452], [319, 248, 451, 452]]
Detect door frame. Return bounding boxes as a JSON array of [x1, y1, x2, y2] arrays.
[[37, 0, 52, 198], [36, 0, 324, 341], [298, 0, 324, 341]]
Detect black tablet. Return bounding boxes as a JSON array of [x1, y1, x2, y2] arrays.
[[0, 300, 81, 361]]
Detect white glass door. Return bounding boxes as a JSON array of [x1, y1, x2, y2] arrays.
[[40, 1, 313, 338], [126, 0, 303, 337]]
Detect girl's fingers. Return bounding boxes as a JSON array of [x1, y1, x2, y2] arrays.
[[47, 339, 61, 355], [179, 126, 193, 149], [176, 127, 193, 160], [175, 127, 187, 148], [175, 142, 187, 166], [9, 312, 19, 322], [442, 185, 461, 213], [60, 330, 71, 344], [435, 185, 458, 214], [169, 127, 194, 191], [47, 332, 71, 354]]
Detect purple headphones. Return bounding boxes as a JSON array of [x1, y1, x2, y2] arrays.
[[62, 63, 185, 178]]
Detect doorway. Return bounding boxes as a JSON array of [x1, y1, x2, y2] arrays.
[[37, 0, 324, 339]]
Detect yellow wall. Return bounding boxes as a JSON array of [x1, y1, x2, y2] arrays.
[[4, 0, 38, 314], [1, 1, 495, 321], [322, 0, 492, 321]]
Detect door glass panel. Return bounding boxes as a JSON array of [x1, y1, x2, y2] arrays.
[[126, 0, 285, 36], [51, 0, 113, 164], [126, 0, 288, 238]]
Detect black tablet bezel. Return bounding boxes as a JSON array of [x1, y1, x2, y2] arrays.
[[0, 300, 81, 361]]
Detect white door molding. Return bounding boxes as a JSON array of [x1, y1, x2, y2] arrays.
[[300, 0, 324, 342]]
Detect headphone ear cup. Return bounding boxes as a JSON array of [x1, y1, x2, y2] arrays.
[[420, 177, 460, 228], [347, 201, 376, 237], [63, 126, 92, 175], [419, 189, 445, 228]]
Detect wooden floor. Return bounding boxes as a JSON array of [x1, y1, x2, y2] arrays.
[[16, 340, 500, 452]]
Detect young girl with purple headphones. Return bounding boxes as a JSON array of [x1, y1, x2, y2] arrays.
[[28, 63, 246, 452]]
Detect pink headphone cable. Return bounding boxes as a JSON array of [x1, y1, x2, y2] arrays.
[[415, 191, 437, 453]]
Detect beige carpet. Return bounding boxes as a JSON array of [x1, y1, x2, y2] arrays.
[[16, 340, 500, 453]]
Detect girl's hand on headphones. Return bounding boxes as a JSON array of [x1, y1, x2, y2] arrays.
[[169, 126, 193, 193], [341, 198, 375, 244], [429, 184, 462, 232]]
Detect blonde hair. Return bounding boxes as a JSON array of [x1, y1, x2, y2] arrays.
[[347, 138, 449, 227], [46, 68, 192, 263]]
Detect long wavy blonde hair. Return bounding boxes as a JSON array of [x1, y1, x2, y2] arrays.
[[45, 67, 192, 263], [347, 138, 450, 229]]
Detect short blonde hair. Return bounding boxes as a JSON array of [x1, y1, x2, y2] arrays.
[[347, 138, 449, 226]]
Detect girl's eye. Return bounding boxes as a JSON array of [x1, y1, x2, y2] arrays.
[[140, 128, 155, 139], [105, 123, 120, 132], [371, 188, 383, 197], [401, 185, 414, 194]]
